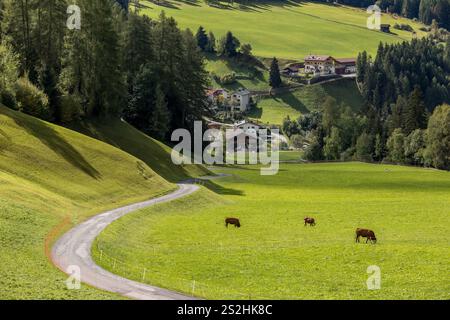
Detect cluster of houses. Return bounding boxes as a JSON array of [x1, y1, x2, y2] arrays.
[[206, 120, 288, 153], [282, 55, 357, 78], [206, 88, 252, 112]]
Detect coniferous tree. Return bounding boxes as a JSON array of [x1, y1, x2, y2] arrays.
[[151, 84, 170, 140], [403, 86, 427, 134], [195, 26, 208, 51], [205, 31, 216, 53], [123, 13, 153, 94], [219, 31, 239, 57], [269, 57, 282, 88], [60, 0, 126, 116]]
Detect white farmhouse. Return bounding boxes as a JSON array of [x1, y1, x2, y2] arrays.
[[230, 88, 251, 112]]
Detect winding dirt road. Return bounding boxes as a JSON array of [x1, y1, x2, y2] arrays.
[[52, 183, 199, 300]]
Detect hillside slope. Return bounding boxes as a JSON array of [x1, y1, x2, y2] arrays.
[[0, 106, 175, 299], [67, 118, 210, 183], [141, 1, 427, 59], [249, 79, 364, 125]]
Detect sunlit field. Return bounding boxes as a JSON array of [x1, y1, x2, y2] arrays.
[[94, 162, 450, 299]]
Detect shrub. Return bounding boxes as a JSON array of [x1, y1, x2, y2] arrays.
[[0, 90, 17, 109], [219, 72, 237, 85], [15, 77, 50, 120]]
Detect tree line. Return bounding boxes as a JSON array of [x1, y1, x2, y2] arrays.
[[317, 0, 450, 30], [0, 0, 209, 141]]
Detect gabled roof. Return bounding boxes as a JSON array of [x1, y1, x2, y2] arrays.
[[334, 58, 356, 65], [233, 88, 250, 96]]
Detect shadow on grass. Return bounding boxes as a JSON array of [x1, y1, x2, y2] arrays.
[[67, 117, 210, 183], [277, 91, 309, 114], [0, 127, 13, 153], [203, 179, 245, 196], [13, 118, 101, 179]]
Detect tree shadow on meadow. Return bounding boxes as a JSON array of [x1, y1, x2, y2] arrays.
[[202, 179, 245, 196], [13, 118, 101, 179]]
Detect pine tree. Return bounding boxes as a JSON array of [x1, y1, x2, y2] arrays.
[[220, 31, 239, 57], [123, 13, 153, 94], [151, 84, 170, 140], [205, 31, 216, 53], [403, 86, 427, 134], [269, 57, 282, 88], [195, 26, 208, 51], [60, 0, 126, 116]]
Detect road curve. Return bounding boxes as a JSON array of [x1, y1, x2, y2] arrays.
[[52, 183, 200, 300]]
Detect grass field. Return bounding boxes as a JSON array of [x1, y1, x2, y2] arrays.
[[95, 163, 450, 299], [249, 79, 363, 124], [140, 0, 427, 59], [205, 54, 270, 91], [0, 106, 176, 299], [94, 162, 450, 299]]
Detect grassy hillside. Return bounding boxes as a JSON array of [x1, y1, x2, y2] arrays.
[[67, 118, 210, 183], [140, 1, 427, 59], [205, 54, 269, 91], [249, 79, 364, 125], [94, 162, 450, 299], [0, 106, 175, 299]]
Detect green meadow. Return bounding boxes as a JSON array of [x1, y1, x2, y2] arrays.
[[94, 162, 450, 300], [0, 106, 183, 299], [140, 0, 427, 59], [249, 79, 363, 125]]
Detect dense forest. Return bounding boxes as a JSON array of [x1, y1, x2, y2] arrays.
[[0, 0, 209, 140]]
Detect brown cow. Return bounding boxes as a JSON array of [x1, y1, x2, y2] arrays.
[[304, 217, 316, 226], [225, 217, 241, 228], [356, 228, 377, 244]]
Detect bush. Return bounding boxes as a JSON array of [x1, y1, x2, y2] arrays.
[[219, 72, 237, 85], [58, 95, 82, 123], [0, 90, 17, 109], [15, 77, 50, 120], [290, 134, 304, 149], [304, 134, 323, 161]]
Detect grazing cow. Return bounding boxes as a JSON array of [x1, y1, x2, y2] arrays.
[[356, 228, 377, 244], [225, 217, 241, 228], [304, 217, 316, 226]]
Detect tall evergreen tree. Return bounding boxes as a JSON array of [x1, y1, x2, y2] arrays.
[[59, 0, 126, 116], [269, 57, 282, 88], [205, 31, 216, 53], [123, 13, 153, 94], [219, 31, 239, 57], [404, 86, 427, 134], [195, 26, 208, 51], [151, 84, 170, 140]]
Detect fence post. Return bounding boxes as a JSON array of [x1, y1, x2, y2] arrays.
[[113, 258, 116, 270], [142, 268, 146, 282], [191, 280, 196, 296]]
